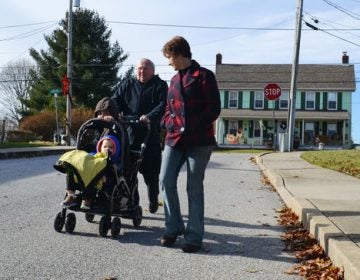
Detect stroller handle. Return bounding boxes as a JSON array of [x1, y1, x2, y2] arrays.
[[120, 115, 151, 149]]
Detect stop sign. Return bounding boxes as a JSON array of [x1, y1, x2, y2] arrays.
[[264, 83, 281, 101]]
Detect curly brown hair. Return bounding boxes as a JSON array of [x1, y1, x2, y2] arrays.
[[162, 36, 192, 59]]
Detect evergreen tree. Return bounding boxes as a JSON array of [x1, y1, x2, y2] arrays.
[[28, 9, 128, 112]]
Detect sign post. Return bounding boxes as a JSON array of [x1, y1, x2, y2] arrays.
[[264, 83, 282, 150], [49, 88, 61, 144]]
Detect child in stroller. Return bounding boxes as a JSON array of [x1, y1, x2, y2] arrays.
[[53, 117, 150, 238], [59, 134, 119, 209]]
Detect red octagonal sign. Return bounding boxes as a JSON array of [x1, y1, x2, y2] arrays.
[[264, 83, 281, 101]]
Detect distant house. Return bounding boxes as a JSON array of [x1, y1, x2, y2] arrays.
[[215, 52, 356, 149]]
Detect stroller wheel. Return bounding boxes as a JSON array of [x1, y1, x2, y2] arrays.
[[65, 213, 76, 233], [111, 217, 121, 238], [99, 216, 111, 237], [54, 211, 65, 232], [85, 213, 95, 223], [132, 205, 142, 227]]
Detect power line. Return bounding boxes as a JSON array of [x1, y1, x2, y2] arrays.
[[0, 21, 58, 29], [322, 0, 360, 20], [304, 20, 360, 47], [107, 20, 360, 31], [303, 10, 360, 39], [0, 23, 57, 42]]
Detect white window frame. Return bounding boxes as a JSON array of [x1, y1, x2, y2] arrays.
[[254, 91, 264, 109], [228, 91, 238, 108], [279, 91, 289, 109], [305, 91, 315, 110], [328, 92, 337, 110]]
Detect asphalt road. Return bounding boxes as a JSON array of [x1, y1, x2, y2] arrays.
[[0, 153, 300, 280]]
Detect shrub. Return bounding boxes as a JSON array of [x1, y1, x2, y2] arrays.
[[20, 108, 93, 142], [6, 129, 38, 142], [20, 110, 60, 141], [70, 107, 94, 137]]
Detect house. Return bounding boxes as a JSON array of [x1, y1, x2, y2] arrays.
[[214, 52, 356, 149]]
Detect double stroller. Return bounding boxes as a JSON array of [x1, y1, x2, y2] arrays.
[[53, 117, 149, 238]]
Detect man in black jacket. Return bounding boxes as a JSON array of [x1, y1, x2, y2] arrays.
[[112, 58, 168, 213]]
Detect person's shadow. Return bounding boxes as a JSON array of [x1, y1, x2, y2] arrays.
[[99, 214, 295, 263]]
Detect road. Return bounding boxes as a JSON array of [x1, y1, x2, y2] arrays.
[[0, 153, 300, 280]]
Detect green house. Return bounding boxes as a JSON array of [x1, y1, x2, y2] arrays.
[[215, 53, 356, 149]]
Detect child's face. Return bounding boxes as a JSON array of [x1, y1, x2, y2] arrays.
[[101, 139, 114, 155]]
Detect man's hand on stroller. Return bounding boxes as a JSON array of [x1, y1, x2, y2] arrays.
[[97, 114, 115, 122], [139, 114, 150, 124]]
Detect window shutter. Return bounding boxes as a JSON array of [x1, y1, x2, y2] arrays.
[[316, 92, 320, 110], [337, 121, 342, 134], [224, 120, 229, 135], [263, 120, 268, 138], [264, 98, 269, 109], [322, 122, 327, 135], [323, 92, 328, 110], [238, 120, 243, 130], [250, 91, 254, 109], [224, 91, 229, 109], [301, 92, 305, 110], [315, 121, 319, 135], [275, 99, 279, 110], [338, 92, 342, 110], [249, 120, 253, 137], [238, 91, 243, 109]]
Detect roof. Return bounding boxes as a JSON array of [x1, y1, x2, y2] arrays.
[[215, 63, 356, 92], [220, 108, 350, 120]]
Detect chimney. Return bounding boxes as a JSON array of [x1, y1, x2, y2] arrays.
[[342, 51, 349, 64], [216, 53, 222, 65]]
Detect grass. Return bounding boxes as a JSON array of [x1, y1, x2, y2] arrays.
[[216, 147, 360, 179], [300, 150, 360, 179], [214, 148, 272, 154], [0, 141, 56, 149]]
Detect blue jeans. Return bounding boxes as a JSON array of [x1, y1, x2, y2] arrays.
[[160, 145, 214, 246]]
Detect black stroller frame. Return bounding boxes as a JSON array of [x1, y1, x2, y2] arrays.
[[53, 117, 150, 238]]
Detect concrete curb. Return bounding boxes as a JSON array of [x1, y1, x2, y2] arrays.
[[256, 154, 360, 280], [0, 147, 74, 160]]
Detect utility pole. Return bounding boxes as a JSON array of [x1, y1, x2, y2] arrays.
[[287, 0, 303, 151], [65, 0, 74, 146], [65, 0, 80, 146]]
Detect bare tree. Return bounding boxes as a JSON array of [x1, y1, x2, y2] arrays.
[[0, 59, 35, 123]]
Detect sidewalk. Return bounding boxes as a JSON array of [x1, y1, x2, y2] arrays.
[[0, 146, 74, 160], [256, 152, 360, 280]]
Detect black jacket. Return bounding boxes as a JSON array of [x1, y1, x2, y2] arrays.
[[112, 75, 168, 148]]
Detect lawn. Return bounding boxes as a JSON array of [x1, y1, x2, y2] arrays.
[[300, 150, 360, 179]]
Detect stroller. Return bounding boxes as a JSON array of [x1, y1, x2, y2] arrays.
[[53, 116, 150, 238]]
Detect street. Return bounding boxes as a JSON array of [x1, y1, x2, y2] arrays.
[[0, 153, 300, 280]]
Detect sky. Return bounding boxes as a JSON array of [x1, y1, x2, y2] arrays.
[[0, 0, 359, 142]]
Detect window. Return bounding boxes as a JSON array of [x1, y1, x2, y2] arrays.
[[254, 91, 264, 109], [304, 122, 314, 145], [328, 92, 337, 110], [327, 123, 339, 144], [253, 121, 261, 138], [228, 91, 238, 108], [279, 91, 289, 109], [305, 92, 315, 110], [228, 120, 238, 135]]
